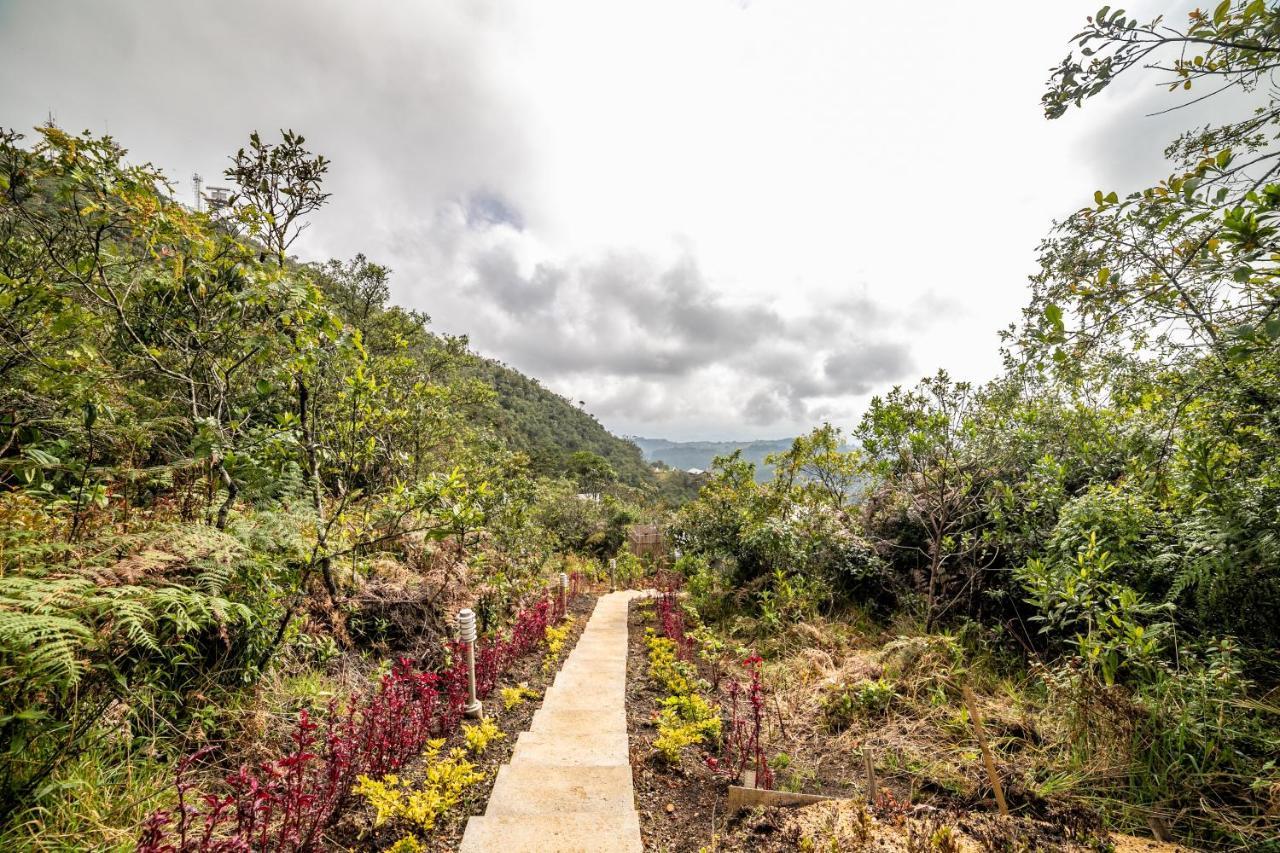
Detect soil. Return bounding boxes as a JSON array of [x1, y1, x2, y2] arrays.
[[327, 586, 601, 851], [625, 596, 734, 852], [622, 598, 1194, 853]]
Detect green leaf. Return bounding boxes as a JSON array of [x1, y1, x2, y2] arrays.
[[1213, 0, 1230, 25]]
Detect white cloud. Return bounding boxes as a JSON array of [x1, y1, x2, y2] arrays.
[[0, 0, 1205, 438]]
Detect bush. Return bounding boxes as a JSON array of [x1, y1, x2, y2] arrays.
[[822, 679, 896, 731], [655, 694, 722, 763], [354, 739, 484, 831]]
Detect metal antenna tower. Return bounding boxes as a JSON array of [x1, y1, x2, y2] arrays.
[[192, 173, 203, 212]]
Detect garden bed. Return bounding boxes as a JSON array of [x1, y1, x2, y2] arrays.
[[624, 596, 1193, 852], [333, 586, 600, 850]]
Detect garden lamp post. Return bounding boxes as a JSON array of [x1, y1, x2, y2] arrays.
[[457, 608, 483, 719], [609, 557, 617, 592], [559, 571, 569, 615]]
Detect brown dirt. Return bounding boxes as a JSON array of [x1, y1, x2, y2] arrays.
[[623, 601, 1194, 852], [718, 799, 1195, 852], [626, 597, 734, 852], [327, 586, 601, 851]]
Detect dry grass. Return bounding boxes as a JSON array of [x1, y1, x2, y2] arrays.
[[724, 615, 1093, 830]]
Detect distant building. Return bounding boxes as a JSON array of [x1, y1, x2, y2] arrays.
[[686, 468, 704, 475]]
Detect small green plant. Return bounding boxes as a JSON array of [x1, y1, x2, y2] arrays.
[[384, 836, 425, 853], [542, 618, 574, 673], [462, 717, 505, 755], [822, 678, 895, 730], [645, 629, 700, 694], [645, 625, 722, 764]]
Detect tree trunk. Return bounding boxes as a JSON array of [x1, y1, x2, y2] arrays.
[[925, 537, 942, 632], [214, 459, 237, 531]]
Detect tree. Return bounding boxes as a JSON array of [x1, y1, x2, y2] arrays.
[[855, 371, 991, 629], [224, 130, 330, 269], [567, 450, 615, 493], [1028, 3, 1280, 395], [767, 423, 860, 510]]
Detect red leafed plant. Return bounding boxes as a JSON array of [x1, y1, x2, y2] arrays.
[[654, 572, 693, 660], [138, 595, 557, 851], [714, 655, 773, 790]]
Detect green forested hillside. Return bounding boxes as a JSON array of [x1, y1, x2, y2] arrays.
[[467, 358, 653, 487], [0, 125, 655, 849]]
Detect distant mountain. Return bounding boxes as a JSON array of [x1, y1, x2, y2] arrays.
[[630, 437, 795, 482]]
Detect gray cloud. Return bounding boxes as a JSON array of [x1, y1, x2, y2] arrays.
[[2, 0, 1143, 439], [405, 212, 919, 429], [823, 342, 914, 394]]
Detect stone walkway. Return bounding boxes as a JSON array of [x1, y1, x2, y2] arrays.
[[459, 590, 645, 853]]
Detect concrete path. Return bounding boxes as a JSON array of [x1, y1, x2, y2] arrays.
[[459, 590, 645, 853]]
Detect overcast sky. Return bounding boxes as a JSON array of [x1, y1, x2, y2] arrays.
[[1, 0, 1200, 440]]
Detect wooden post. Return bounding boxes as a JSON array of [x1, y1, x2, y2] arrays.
[[962, 685, 1008, 816], [862, 745, 877, 804]]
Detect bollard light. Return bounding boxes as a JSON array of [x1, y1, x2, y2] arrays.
[[609, 557, 617, 592], [457, 608, 483, 719], [559, 571, 568, 615]]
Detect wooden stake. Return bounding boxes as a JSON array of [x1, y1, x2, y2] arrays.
[[962, 685, 1009, 816], [862, 745, 877, 804]]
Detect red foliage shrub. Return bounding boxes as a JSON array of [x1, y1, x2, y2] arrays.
[[654, 573, 692, 660], [715, 655, 773, 790], [139, 595, 557, 851]]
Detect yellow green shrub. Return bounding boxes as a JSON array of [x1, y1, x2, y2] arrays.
[[654, 692, 722, 762], [500, 682, 537, 709], [645, 630, 698, 695], [462, 717, 504, 754], [542, 618, 574, 673], [354, 740, 484, 831]]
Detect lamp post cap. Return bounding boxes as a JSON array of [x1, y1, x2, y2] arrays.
[[457, 608, 477, 641]]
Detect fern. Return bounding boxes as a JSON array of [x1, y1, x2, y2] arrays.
[[0, 606, 91, 695]]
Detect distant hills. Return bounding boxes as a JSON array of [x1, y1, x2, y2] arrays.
[[630, 436, 795, 482]]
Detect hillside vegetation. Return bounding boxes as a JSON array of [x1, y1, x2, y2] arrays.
[[650, 5, 1280, 849], [2, 3, 1280, 852], [468, 358, 653, 487], [0, 125, 658, 849]]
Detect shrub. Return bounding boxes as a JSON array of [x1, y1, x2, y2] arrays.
[[461, 718, 504, 755], [542, 617, 573, 673], [822, 679, 896, 731], [138, 596, 556, 850], [500, 683, 537, 710], [353, 739, 483, 832], [645, 630, 699, 695]]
